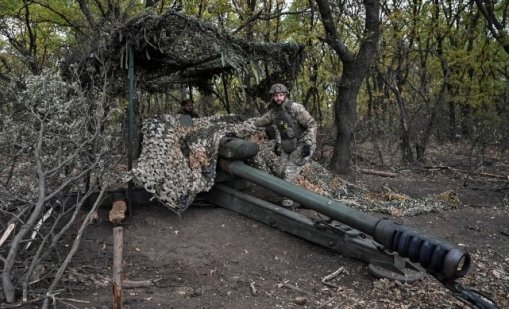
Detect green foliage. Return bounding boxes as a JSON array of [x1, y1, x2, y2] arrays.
[[0, 0, 507, 147], [366, 0, 509, 149]]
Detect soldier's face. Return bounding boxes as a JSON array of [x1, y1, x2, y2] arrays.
[[182, 102, 193, 112], [272, 93, 286, 105]]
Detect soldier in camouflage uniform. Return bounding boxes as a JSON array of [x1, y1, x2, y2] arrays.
[[178, 99, 200, 118], [253, 83, 317, 207]]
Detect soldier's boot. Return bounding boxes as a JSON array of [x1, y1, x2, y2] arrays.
[[281, 198, 294, 208], [281, 198, 300, 211]]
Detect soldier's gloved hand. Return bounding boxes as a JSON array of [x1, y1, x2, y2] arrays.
[[274, 143, 282, 156], [224, 131, 237, 138], [301, 144, 311, 157]]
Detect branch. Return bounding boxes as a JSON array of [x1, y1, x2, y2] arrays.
[[123, 278, 162, 288], [44, 153, 102, 203], [315, 0, 353, 62], [30, 0, 85, 35], [356, 0, 381, 69], [359, 169, 397, 178], [42, 186, 107, 309], [51, 188, 96, 246], [257, 9, 312, 21], [45, 117, 102, 178], [76, 0, 97, 30], [22, 210, 63, 302], [0, 224, 15, 249], [475, 0, 509, 54], [232, 11, 262, 35], [2, 122, 46, 303]]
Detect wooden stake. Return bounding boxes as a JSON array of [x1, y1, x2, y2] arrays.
[[112, 227, 123, 309]]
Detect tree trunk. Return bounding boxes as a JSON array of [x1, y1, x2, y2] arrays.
[[447, 94, 457, 140], [222, 75, 231, 114], [145, 0, 155, 8], [415, 54, 449, 162], [394, 89, 413, 163], [330, 63, 364, 173], [315, 0, 380, 174]]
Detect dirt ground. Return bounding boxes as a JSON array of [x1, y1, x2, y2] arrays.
[[47, 144, 508, 309]]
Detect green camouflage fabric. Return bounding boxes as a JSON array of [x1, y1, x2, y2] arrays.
[[254, 100, 317, 148], [130, 114, 259, 214]]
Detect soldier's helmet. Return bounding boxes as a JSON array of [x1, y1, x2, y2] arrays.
[[269, 83, 289, 94]]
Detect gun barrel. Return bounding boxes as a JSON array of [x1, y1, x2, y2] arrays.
[[218, 159, 470, 280], [219, 159, 379, 234]]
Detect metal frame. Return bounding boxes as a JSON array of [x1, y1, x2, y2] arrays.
[[205, 183, 425, 282]]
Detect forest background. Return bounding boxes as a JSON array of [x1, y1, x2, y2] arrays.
[[0, 0, 508, 306]]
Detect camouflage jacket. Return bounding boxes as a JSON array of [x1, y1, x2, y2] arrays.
[[254, 100, 317, 149], [177, 110, 200, 118]]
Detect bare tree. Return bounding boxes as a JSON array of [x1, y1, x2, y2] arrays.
[[0, 69, 122, 304]]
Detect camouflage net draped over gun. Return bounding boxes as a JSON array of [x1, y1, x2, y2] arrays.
[[131, 115, 459, 216], [130, 114, 251, 214]]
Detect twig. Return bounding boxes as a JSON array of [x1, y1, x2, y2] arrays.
[[322, 267, 344, 282], [282, 282, 314, 296], [249, 282, 257, 296], [475, 172, 508, 180], [321, 267, 344, 288], [23, 211, 64, 301], [0, 223, 15, 248], [0, 295, 47, 308], [318, 296, 336, 308], [56, 297, 90, 304], [359, 169, 397, 178], [41, 187, 107, 309], [25, 208, 53, 250], [124, 277, 163, 289], [54, 299, 79, 309]]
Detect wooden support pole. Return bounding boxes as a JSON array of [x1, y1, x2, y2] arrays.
[[112, 227, 124, 309], [127, 44, 136, 217]]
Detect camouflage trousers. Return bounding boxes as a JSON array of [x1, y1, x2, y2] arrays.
[[278, 144, 313, 182]]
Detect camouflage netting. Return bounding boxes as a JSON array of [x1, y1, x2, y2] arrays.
[[130, 115, 460, 216], [129, 114, 256, 214], [61, 9, 304, 96]]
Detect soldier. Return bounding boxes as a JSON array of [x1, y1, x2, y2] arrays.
[[253, 83, 317, 208], [178, 99, 200, 118]]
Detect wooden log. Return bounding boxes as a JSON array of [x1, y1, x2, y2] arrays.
[[112, 227, 123, 309], [359, 169, 397, 178], [109, 200, 127, 225], [123, 278, 162, 288]]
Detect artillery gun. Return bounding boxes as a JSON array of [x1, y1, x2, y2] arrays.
[[124, 115, 497, 308], [196, 136, 497, 308]]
